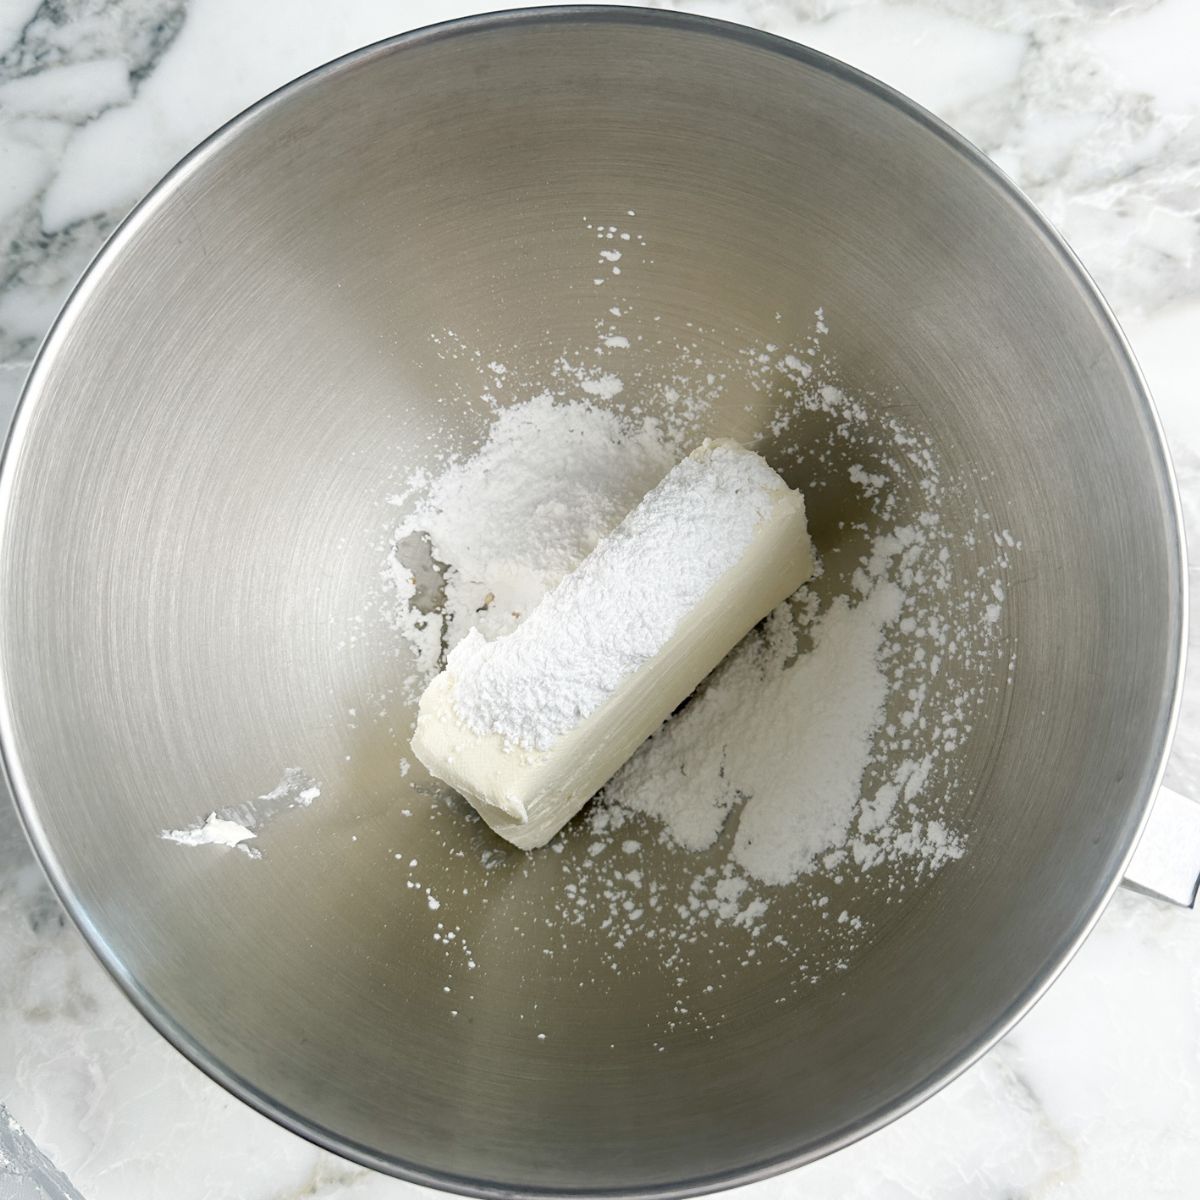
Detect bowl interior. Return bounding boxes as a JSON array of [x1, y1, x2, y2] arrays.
[[0, 11, 1182, 1194]]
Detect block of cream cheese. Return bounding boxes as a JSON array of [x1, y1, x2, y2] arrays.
[[411, 438, 813, 849]]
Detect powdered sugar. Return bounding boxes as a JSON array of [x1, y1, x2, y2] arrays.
[[386, 393, 677, 676], [162, 813, 256, 850], [386, 322, 1003, 921], [374, 226, 1014, 1011], [160, 767, 322, 859], [580, 373, 624, 400], [613, 583, 905, 884], [447, 441, 790, 751]]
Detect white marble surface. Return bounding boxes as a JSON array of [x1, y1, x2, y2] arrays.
[[2, 1, 1200, 1197]]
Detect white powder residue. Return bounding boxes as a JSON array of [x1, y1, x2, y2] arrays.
[[160, 766, 321, 858], [386, 392, 678, 676], [580, 373, 624, 400], [162, 813, 256, 849], [612, 584, 903, 884], [386, 329, 1004, 913], [378, 235, 1013, 1007], [258, 768, 321, 809], [448, 443, 786, 751]]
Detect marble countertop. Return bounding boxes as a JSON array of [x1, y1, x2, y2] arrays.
[[2, 1, 1199, 1197]]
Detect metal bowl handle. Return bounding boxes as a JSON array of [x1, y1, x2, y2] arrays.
[[1122, 786, 1200, 907]]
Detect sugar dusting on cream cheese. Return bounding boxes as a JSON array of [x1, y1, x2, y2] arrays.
[[447, 440, 795, 754]]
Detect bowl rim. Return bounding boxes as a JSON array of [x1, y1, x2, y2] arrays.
[[0, 5, 1188, 1197]]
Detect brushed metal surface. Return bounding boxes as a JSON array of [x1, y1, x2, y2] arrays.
[[0, 8, 1185, 1197]]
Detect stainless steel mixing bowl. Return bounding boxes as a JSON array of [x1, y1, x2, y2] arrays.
[[0, 7, 1185, 1196]]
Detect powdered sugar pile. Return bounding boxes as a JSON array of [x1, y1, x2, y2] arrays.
[[374, 222, 1015, 1009], [613, 583, 905, 883], [386, 392, 677, 674], [386, 363, 991, 902], [448, 441, 791, 751]]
